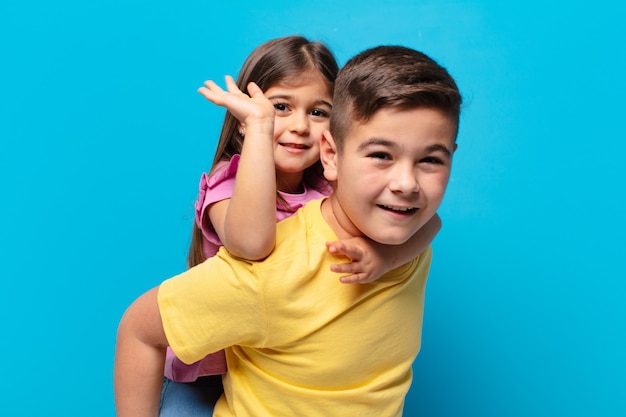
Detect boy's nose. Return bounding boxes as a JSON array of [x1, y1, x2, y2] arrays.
[[389, 166, 419, 194]]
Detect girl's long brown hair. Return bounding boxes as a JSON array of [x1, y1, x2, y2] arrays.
[[188, 35, 339, 268]]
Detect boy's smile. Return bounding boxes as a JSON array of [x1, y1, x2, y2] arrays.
[[321, 107, 457, 245]]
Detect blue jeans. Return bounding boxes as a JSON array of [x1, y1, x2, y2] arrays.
[[159, 375, 224, 417]]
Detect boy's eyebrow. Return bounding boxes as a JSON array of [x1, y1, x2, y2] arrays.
[[266, 94, 332, 108], [357, 139, 453, 157], [426, 144, 453, 158], [357, 138, 397, 151]]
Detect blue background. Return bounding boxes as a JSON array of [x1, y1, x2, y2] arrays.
[[1, 1, 624, 416]]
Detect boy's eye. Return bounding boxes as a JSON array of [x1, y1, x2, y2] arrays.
[[274, 103, 289, 112], [420, 156, 444, 165], [368, 152, 392, 160]]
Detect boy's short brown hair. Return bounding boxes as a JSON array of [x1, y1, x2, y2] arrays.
[[330, 46, 462, 149]]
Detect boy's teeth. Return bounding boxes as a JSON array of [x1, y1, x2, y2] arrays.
[[382, 205, 414, 212]]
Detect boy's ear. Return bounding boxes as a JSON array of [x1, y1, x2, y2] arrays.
[[320, 129, 338, 181]]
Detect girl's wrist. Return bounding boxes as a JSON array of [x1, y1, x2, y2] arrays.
[[243, 117, 275, 137]]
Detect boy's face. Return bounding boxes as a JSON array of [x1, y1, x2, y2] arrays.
[[321, 107, 457, 245]]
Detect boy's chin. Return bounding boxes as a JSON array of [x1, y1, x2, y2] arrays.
[[365, 223, 426, 246], [365, 232, 413, 246]]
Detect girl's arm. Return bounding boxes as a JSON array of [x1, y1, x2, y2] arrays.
[[199, 77, 277, 260], [114, 287, 167, 417], [327, 214, 442, 284]]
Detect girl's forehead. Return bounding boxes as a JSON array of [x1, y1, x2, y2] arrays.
[[274, 69, 332, 91]]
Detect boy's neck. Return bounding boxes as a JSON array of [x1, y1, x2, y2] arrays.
[[320, 196, 361, 241]]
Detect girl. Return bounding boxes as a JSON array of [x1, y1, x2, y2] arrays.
[[159, 36, 442, 416]]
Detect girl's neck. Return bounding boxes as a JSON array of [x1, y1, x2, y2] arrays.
[[277, 172, 305, 194]]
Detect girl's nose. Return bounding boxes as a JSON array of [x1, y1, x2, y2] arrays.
[[290, 112, 310, 135]]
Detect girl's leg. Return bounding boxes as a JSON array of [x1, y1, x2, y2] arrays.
[[159, 375, 224, 417]]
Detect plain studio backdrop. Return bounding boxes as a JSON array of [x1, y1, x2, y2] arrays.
[[1, 1, 624, 416]]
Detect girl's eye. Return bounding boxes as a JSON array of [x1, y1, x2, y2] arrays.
[[274, 103, 289, 112], [310, 108, 330, 118]]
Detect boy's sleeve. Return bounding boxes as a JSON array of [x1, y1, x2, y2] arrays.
[[157, 250, 267, 364]]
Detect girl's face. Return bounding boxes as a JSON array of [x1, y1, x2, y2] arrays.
[[265, 70, 333, 192]]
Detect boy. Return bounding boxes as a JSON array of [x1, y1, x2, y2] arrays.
[[114, 45, 461, 417]]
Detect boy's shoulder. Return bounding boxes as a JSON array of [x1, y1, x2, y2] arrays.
[[260, 198, 334, 265], [275, 197, 333, 244]]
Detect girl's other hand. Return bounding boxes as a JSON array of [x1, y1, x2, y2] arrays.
[[326, 238, 388, 284]]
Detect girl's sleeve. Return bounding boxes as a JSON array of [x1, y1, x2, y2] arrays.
[[194, 155, 241, 248]]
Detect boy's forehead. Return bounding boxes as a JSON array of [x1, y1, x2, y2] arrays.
[[344, 107, 457, 149]]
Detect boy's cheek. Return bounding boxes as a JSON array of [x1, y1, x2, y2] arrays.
[[428, 171, 452, 192]]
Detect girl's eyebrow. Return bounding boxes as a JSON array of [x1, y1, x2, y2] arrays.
[[317, 99, 333, 108], [266, 93, 293, 100], [266, 94, 332, 108]]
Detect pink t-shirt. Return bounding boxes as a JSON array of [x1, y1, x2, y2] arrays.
[[164, 155, 330, 382]]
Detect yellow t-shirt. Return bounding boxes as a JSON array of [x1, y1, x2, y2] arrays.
[[158, 198, 432, 417]]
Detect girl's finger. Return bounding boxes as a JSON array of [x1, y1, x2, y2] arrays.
[[247, 82, 264, 97], [326, 241, 346, 255], [340, 273, 370, 284], [224, 75, 241, 93], [203, 80, 222, 91], [340, 274, 359, 284]]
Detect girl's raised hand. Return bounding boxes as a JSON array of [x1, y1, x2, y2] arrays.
[[198, 75, 275, 126]]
